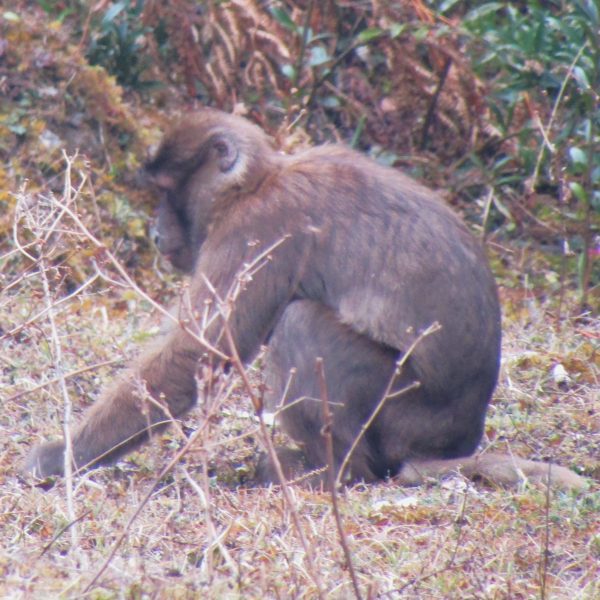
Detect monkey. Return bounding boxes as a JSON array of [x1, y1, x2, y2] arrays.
[[25, 109, 586, 491]]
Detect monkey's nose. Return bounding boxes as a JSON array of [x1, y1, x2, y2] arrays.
[[150, 223, 160, 247]]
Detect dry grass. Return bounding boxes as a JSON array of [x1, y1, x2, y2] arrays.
[[1, 161, 598, 599]]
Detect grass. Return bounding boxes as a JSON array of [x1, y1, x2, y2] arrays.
[[1, 163, 598, 600]]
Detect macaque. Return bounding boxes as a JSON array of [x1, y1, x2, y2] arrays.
[[25, 109, 585, 490]]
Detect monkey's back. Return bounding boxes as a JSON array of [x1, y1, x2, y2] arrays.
[[277, 146, 502, 405]]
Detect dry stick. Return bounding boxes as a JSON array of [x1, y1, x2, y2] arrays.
[[182, 469, 237, 575], [305, 14, 368, 110], [293, 0, 315, 88], [206, 258, 326, 594], [579, 115, 596, 311], [6, 358, 121, 404], [38, 254, 78, 549], [21, 156, 80, 551], [83, 414, 216, 593], [45, 192, 229, 362], [481, 187, 494, 242], [420, 56, 452, 150], [77, 0, 108, 52], [388, 557, 479, 597], [39, 510, 92, 557], [316, 358, 363, 600], [3, 272, 100, 340], [219, 317, 326, 600], [194, 364, 220, 582], [529, 42, 588, 192], [335, 322, 441, 488], [0, 239, 38, 264], [539, 463, 553, 600], [446, 483, 470, 569]]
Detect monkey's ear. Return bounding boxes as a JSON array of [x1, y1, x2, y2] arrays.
[[210, 134, 239, 173]]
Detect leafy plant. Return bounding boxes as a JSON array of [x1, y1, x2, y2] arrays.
[[440, 0, 599, 308], [86, 0, 156, 90]]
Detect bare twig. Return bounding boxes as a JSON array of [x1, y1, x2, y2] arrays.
[[529, 42, 588, 193], [421, 56, 452, 150], [198, 252, 326, 594], [83, 409, 217, 593], [481, 187, 494, 242], [539, 463, 553, 600], [6, 358, 122, 404], [316, 358, 363, 600], [40, 257, 75, 521], [39, 510, 92, 557], [578, 111, 596, 310], [2, 271, 100, 340], [335, 321, 441, 487], [219, 306, 326, 599], [293, 0, 315, 87], [24, 155, 82, 550], [183, 469, 237, 575]]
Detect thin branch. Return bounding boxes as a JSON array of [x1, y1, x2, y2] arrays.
[[34, 156, 79, 550], [2, 271, 100, 340], [335, 321, 441, 487], [529, 42, 588, 192], [218, 300, 326, 598], [83, 410, 216, 593], [539, 463, 553, 600], [293, 0, 315, 87], [183, 469, 237, 574], [421, 56, 452, 150], [481, 187, 494, 242], [316, 358, 363, 600], [6, 358, 122, 404], [39, 510, 92, 557]]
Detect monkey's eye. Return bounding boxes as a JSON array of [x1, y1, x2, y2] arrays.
[[214, 141, 228, 157]]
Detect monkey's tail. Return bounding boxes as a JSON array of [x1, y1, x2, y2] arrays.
[[396, 452, 588, 491]]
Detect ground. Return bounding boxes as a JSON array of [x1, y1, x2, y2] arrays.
[[1, 185, 598, 597]]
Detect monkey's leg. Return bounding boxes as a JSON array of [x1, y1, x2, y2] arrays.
[[25, 329, 201, 478], [263, 300, 401, 484]]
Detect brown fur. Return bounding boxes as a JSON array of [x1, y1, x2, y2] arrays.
[[25, 109, 585, 491]]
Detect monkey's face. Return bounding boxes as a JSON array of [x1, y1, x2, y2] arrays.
[[143, 124, 245, 273], [141, 161, 199, 273], [153, 196, 197, 273]]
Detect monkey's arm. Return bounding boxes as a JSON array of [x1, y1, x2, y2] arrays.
[[25, 327, 202, 477], [25, 229, 303, 478]]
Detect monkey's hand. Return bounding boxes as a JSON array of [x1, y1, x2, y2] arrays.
[[24, 440, 66, 478]]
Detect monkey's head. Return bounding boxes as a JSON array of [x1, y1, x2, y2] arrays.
[[144, 109, 277, 273]]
